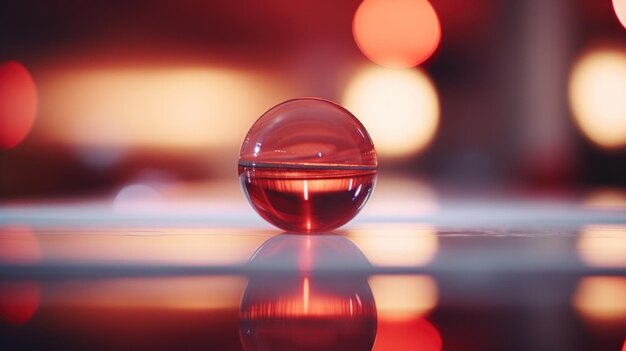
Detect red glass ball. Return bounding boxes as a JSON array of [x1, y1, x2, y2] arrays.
[[239, 98, 378, 232]]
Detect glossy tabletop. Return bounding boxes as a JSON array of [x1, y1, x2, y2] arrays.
[[0, 179, 625, 351]]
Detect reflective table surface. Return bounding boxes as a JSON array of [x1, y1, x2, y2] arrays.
[[1, 185, 625, 351]]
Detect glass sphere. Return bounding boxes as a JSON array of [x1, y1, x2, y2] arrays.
[[239, 98, 378, 232]]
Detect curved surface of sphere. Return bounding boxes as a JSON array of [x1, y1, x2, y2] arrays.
[[239, 98, 378, 232]]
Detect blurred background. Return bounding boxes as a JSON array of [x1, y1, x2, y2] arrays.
[[1, 0, 625, 200]]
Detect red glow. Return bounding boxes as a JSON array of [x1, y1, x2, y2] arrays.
[[374, 317, 442, 351], [353, 0, 441, 68], [0, 281, 40, 325], [614, 0, 626, 29], [0, 61, 37, 149]]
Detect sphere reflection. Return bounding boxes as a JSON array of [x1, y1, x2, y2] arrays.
[[240, 234, 377, 351]]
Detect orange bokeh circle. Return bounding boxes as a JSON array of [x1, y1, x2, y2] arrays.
[[353, 0, 441, 68]]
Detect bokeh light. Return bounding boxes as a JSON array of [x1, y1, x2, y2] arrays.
[[0, 61, 37, 150], [349, 224, 438, 266], [369, 275, 438, 319], [577, 225, 626, 267], [573, 276, 626, 324], [343, 66, 439, 158], [614, 0, 626, 29], [374, 317, 442, 351], [569, 49, 626, 149], [38, 66, 285, 151], [353, 0, 441, 68]]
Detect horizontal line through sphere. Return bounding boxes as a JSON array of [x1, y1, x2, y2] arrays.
[[238, 161, 378, 171]]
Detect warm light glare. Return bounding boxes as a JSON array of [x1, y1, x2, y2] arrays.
[[349, 224, 438, 266], [577, 225, 626, 267], [573, 276, 626, 324], [353, 0, 441, 68], [369, 275, 438, 319], [614, 0, 626, 29], [569, 49, 626, 148], [343, 66, 439, 157], [38, 67, 283, 150], [0, 61, 37, 149]]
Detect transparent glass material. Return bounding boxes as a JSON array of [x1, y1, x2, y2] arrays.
[[239, 98, 378, 232], [239, 235, 377, 351]]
